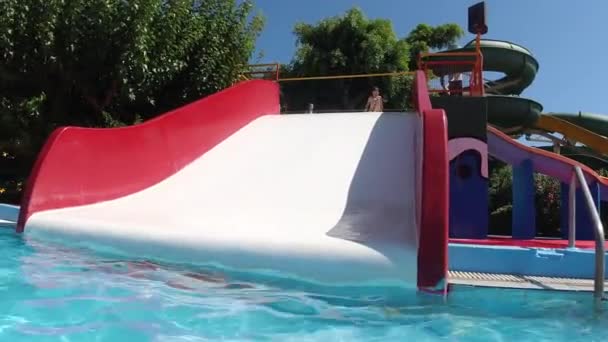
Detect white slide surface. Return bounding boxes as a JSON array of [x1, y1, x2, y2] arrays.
[[26, 112, 423, 285]]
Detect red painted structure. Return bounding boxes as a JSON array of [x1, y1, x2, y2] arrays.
[[413, 71, 450, 294], [17, 80, 280, 232]]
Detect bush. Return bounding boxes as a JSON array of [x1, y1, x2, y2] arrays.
[[488, 161, 513, 235], [534, 174, 561, 237]]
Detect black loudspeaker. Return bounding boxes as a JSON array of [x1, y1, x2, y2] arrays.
[[468, 2, 488, 34]]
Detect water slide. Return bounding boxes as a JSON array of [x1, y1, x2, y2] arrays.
[[535, 114, 608, 155], [14, 74, 449, 292], [421, 38, 608, 241], [428, 39, 608, 162]]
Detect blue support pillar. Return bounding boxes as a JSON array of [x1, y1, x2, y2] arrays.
[[560, 180, 601, 241], [512, 159, 536, 239]]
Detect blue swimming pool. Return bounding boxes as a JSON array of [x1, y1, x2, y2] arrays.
[[0, 228, 607, 341]]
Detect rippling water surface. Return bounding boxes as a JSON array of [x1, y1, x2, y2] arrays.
[[1, 227, 608, 341]]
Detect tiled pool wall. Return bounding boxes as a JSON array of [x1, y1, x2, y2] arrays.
[[449, 243, 608, 278]]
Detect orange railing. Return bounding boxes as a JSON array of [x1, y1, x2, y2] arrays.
[[418, 49, 484, 97]]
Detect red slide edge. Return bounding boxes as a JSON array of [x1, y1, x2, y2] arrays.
[[413, 71, 449, 294], [17, 80, 280, 232]]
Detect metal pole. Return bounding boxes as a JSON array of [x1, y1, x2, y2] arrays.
[[574, 166, 605, 303], [553, 141, 561, 155], [568, 171, 576, 248], [307, 103, 314, 114], [278, 70, 415, 82]]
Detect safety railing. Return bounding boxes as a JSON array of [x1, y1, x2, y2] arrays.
[[277, 70, 414, 82], [274, 71, 415, 114], [417, 51, 484, 97], [568, 165, 605, 304]]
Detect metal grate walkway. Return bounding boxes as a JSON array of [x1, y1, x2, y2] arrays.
[[449, 270, 608, 292]]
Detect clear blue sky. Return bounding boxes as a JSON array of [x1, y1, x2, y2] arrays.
[[250, 0, 607, 114]]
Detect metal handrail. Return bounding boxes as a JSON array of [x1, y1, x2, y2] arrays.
[[569, 165, 605, 304]]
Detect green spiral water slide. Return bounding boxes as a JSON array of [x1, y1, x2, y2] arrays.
[[423, 38, 608, 168]]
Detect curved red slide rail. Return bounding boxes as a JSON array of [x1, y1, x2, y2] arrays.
[[413, 71, 450, 293], [17, 80, 280, 232]]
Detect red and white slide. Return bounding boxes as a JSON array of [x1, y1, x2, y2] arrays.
[[16, 74, 448, 293]]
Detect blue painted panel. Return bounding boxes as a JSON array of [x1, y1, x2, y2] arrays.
[[449, 150, 488, 239], [512, 159, 535, 239], [0, 203, 19, 223], [560, 182, 568, 240], [449, 243, 608, 279], [576, 181, 601, 240], [560, 181, 601, 241]]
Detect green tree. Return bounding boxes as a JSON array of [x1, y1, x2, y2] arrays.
[[0, 0, 264, 203], [534, 173, 561, 236], [488, 160, 513, 235], [279, 8, 463, 112], [404, 23, 463, 70]]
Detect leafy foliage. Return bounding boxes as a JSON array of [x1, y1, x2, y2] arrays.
[[534, 173, 561, 236], [280, 8, 463, 112], [488, 160, 514, 235], [404, 23, 463, 70], [0, 0, 264, 203]]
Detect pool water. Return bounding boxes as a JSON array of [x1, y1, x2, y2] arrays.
[[1, 228, 608, 341]]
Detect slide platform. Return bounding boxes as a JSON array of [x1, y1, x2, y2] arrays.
[[15, 74, 449, 292], [423, 39, 541, 132], [425, 39, 538, 96]]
